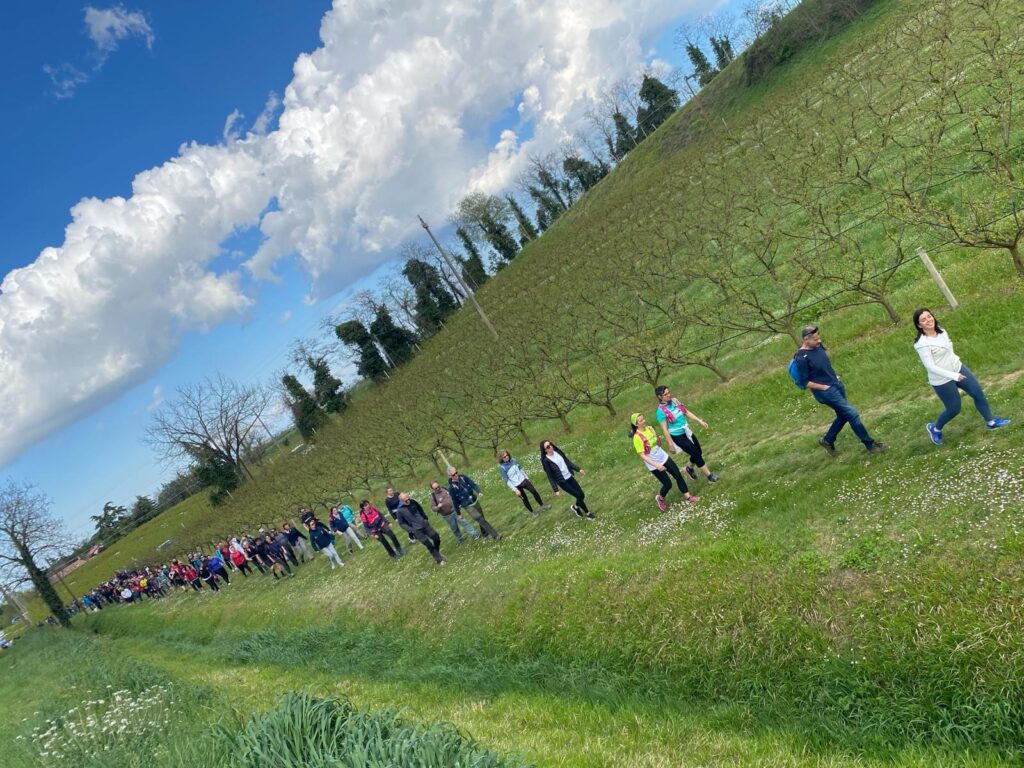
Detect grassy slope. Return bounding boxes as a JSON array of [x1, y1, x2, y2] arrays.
[[7, 1, 1024, 765]]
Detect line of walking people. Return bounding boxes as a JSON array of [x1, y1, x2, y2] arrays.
[[76, 309, 1011, 617]]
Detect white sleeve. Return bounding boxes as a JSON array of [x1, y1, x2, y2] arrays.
[[916, 345, 962, 382]]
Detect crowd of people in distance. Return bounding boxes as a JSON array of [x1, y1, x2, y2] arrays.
[[74, 465, 532, 610], [69, 310, 1009, 615]]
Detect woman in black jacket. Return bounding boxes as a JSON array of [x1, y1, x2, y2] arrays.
[[539, 440, 593, 519]]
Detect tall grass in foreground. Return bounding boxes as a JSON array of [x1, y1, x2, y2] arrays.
[[1, 631, 522, 768], [215, 691, 526, 768]]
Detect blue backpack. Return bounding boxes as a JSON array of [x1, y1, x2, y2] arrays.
[[788, 352, 809, 389]]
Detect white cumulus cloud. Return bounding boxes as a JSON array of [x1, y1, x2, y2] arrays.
[[4, 0, 714, 466]]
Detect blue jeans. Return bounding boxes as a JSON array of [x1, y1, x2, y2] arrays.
[[933, 365, 992, 429], [441, 512, 478, 542], [812, 381, 874, 447]]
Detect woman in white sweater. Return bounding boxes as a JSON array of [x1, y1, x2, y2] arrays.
[[912, 308, 1009, 445]]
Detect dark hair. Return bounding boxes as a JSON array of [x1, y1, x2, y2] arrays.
[[359, 499, 370, 509], [654, 385, 669, 399], [539, 440, 554, 454], [912, 307, 943, 342]]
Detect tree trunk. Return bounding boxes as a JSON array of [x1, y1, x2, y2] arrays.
[[455, 436, 471, 467], [1010, 243, 1024, 279], [557, 408, 572, 432], [603, 399, 617, 417], [702, 361, 730, 383], [19, 544, 69, 627], [875, 293, 901, 325], [519, 425, 530, 447]]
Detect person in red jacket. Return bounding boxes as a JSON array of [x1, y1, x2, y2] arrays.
[[358, 500, 405, 560]]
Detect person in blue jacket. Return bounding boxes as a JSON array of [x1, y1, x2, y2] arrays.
[[329, 506, 365, 554], [497, 449, 549, 518], [447, 468, 502, 540], [306, 520, 344, 569], [791, 325, 886, 456]]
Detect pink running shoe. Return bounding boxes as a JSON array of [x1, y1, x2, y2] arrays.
[[655, 494, 669, 512], [685, 494, 700, 504]]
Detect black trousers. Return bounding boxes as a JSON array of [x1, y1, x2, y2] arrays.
[[556, 476, 589, 515], [651, 457, 689, 498], [669, 432, 705, 468], [516, 479, 545, 513], [373, 527, 403, 557], [410, 526, 444, 563]]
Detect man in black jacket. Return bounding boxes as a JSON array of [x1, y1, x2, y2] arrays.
[[283, 521, 314, 562], [395, 493, 446, 566], [262, 534, 295, 578]]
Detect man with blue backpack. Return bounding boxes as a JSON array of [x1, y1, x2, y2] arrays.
[[790, 325, 886, 456]]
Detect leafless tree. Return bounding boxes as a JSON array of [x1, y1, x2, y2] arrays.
[[0, 480, 70, 626], [146, 375, 273, 481]]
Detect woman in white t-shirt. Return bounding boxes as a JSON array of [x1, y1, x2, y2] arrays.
[[912, 308, 1009, 445], [630, 413, 698, 511]]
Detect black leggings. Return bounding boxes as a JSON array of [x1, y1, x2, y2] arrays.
[[516, 479, 545, 513], [235, 561, 251, 577], [556, 476, 589, 515], [214, 567, 229, 584], [669, 432, 705, 468], [373, 527, 403, 557], [651, 457, 689, 498], [203, 577, 220, 592]]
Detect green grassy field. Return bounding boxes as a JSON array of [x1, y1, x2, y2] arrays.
[[5, 0, 1024, 765]]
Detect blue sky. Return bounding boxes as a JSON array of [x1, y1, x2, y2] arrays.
[[0, 0, 731, 542]]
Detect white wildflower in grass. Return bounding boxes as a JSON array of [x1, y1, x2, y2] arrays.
[[28, 683, 176, 767]]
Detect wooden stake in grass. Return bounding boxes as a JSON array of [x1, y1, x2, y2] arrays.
[[915, 247, 960, 311]]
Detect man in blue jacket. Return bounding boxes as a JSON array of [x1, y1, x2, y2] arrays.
[[447, 468, 502, 540], [793, 325, 886, 456]]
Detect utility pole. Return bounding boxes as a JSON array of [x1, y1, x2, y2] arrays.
[[418, 215, 499, 339]]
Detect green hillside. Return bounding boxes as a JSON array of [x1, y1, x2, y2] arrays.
[[5, 0, 1024, 765]]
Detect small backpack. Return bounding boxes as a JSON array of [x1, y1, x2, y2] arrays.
[[788, 352, 809, 389]]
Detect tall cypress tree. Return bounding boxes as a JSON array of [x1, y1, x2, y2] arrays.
[[636, 75, 681, 137], [528, 187, 564, 232], [612, 111, 639, 158], [709, 36, 735, 71], [562, 155, 608, 193], [506, 195, 539, 243], [481, 216, 520, 266], [307, 357, 347, 414], [402, 258, 459, 337], [456, 227, 489, 289], [370, 307, 418, 367], [335, 320, 389, 382], [686, 43, 718, 87], [282, 374, 325, 439]]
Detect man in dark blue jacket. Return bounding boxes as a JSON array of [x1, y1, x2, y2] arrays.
[[447, 468, 502, 540], [282, 522, 314, 562], [793, 325, 886, 456]]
